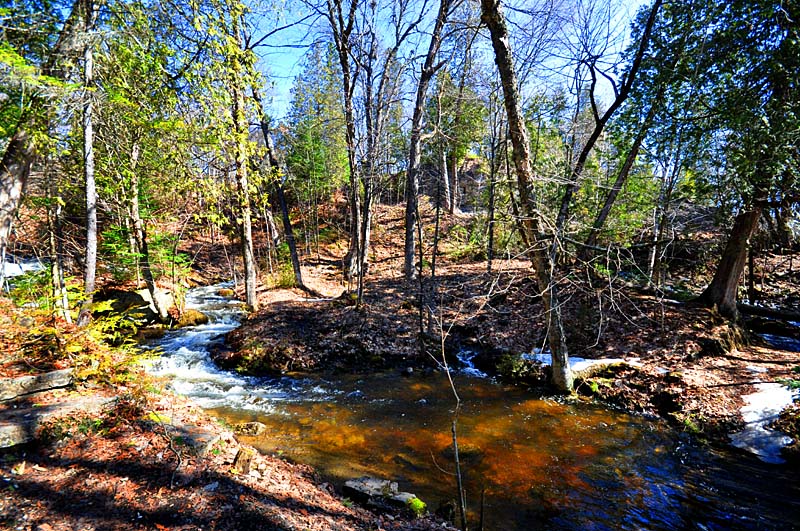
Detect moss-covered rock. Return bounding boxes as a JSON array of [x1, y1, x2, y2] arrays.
[[406, 496, 427, 517], [176, 309, 209, 328]]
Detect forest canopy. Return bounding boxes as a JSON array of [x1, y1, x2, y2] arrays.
[[1, 0, 798, 391]]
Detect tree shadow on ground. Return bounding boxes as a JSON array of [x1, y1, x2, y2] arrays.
[[2, 428, 370, 531]]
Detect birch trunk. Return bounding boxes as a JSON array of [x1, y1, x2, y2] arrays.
[[229, 15, 257, 311], [77, 0, 98, 327], [0, 131, 33, 260]]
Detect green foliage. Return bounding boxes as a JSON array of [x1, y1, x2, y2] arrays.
[[285, 42, 348, 204], [779, 368, 800, 391], [0, 40, 67, 139], [446, 220, 487, 262], [426, 69, 487, 169], [630, 0, 800, 214], [99, 224, 191, 285], [8, 268, 82, 315], [406, 496, 427, 517], [680, 414, 702, 435], [495, 353, 547, 384], [260, 241, 297, 289]]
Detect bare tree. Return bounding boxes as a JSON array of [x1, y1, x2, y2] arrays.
[[480, 0, 573, 391], [355, 0, 427, 299], [323, 0, 362, 282], [554, 0, 662, 240], [403, 0, 456, 279]]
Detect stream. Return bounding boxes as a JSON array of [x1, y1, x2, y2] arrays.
[[145, 284, 800, 531]]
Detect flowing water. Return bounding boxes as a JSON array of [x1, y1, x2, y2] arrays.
[[145, 284, 800, 531]]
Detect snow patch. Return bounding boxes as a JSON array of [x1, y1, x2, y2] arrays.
[[1, 254, 44, 286], [730, 382, 797, 464], [523, 352, 641, 374]]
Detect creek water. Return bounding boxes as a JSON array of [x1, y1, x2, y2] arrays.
[[145, 284, 800, 531]]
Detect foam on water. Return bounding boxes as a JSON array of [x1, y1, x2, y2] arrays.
[[456, 350, 487, 378]]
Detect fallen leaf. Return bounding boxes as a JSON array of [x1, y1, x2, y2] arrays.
[[12, 461, 25, 475]]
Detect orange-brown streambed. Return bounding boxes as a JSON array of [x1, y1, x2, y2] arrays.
[[147, 285, 800, 530], [210, 370, 800, 530]]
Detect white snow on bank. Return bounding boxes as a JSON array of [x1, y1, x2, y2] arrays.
[[730, 382, 797, 464], [523, 352, 641, 374], [1, 254, 43, 280]]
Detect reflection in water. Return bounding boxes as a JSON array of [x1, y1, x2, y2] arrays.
[[148, 285, 800, 531]]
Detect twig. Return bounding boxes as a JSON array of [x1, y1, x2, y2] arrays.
[[152, 410, 183, 489]]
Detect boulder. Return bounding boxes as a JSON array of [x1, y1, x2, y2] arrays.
[[0, 394, 115, 448], [96, 287, 176, 325], [176, 309, 209, 328], [343, 476, 424, 513], [218, 288, 235, 298], [97, 289, 156, 323], [136, 287, 176, 322]]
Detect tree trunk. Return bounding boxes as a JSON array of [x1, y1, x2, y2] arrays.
[[404, 0, 453, 280], [77, 0, 98, 328], [46, 164, 71, 323], [252, 87, 304, 289], [440, 148, 452, 212], [747, 246, 758, 304], [481, 0, 573, 392], [229, 17, 257, 311], [487, 139, 497, 273], [404, 162, 421, 279], [448, 151, 459, 214], [357, 178, 373, 304], [129, 143, 168, 322], [326, 0, 361, 283], [0, 131, 33, 260], [696, 209, 762, 319]]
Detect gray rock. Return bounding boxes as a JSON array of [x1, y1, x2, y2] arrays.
[[0, 370, 73, 402], [343, 476, 399, 501], [0, 394, 114, 448], [172, 423, 221, 457], [136, 287, 176, 322], [342, 476, 418, 510]]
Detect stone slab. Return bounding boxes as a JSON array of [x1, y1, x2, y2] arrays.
[[0, 370, 73, 401]]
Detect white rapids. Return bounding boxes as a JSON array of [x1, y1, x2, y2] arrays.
[[143, 283, 336, 413]]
